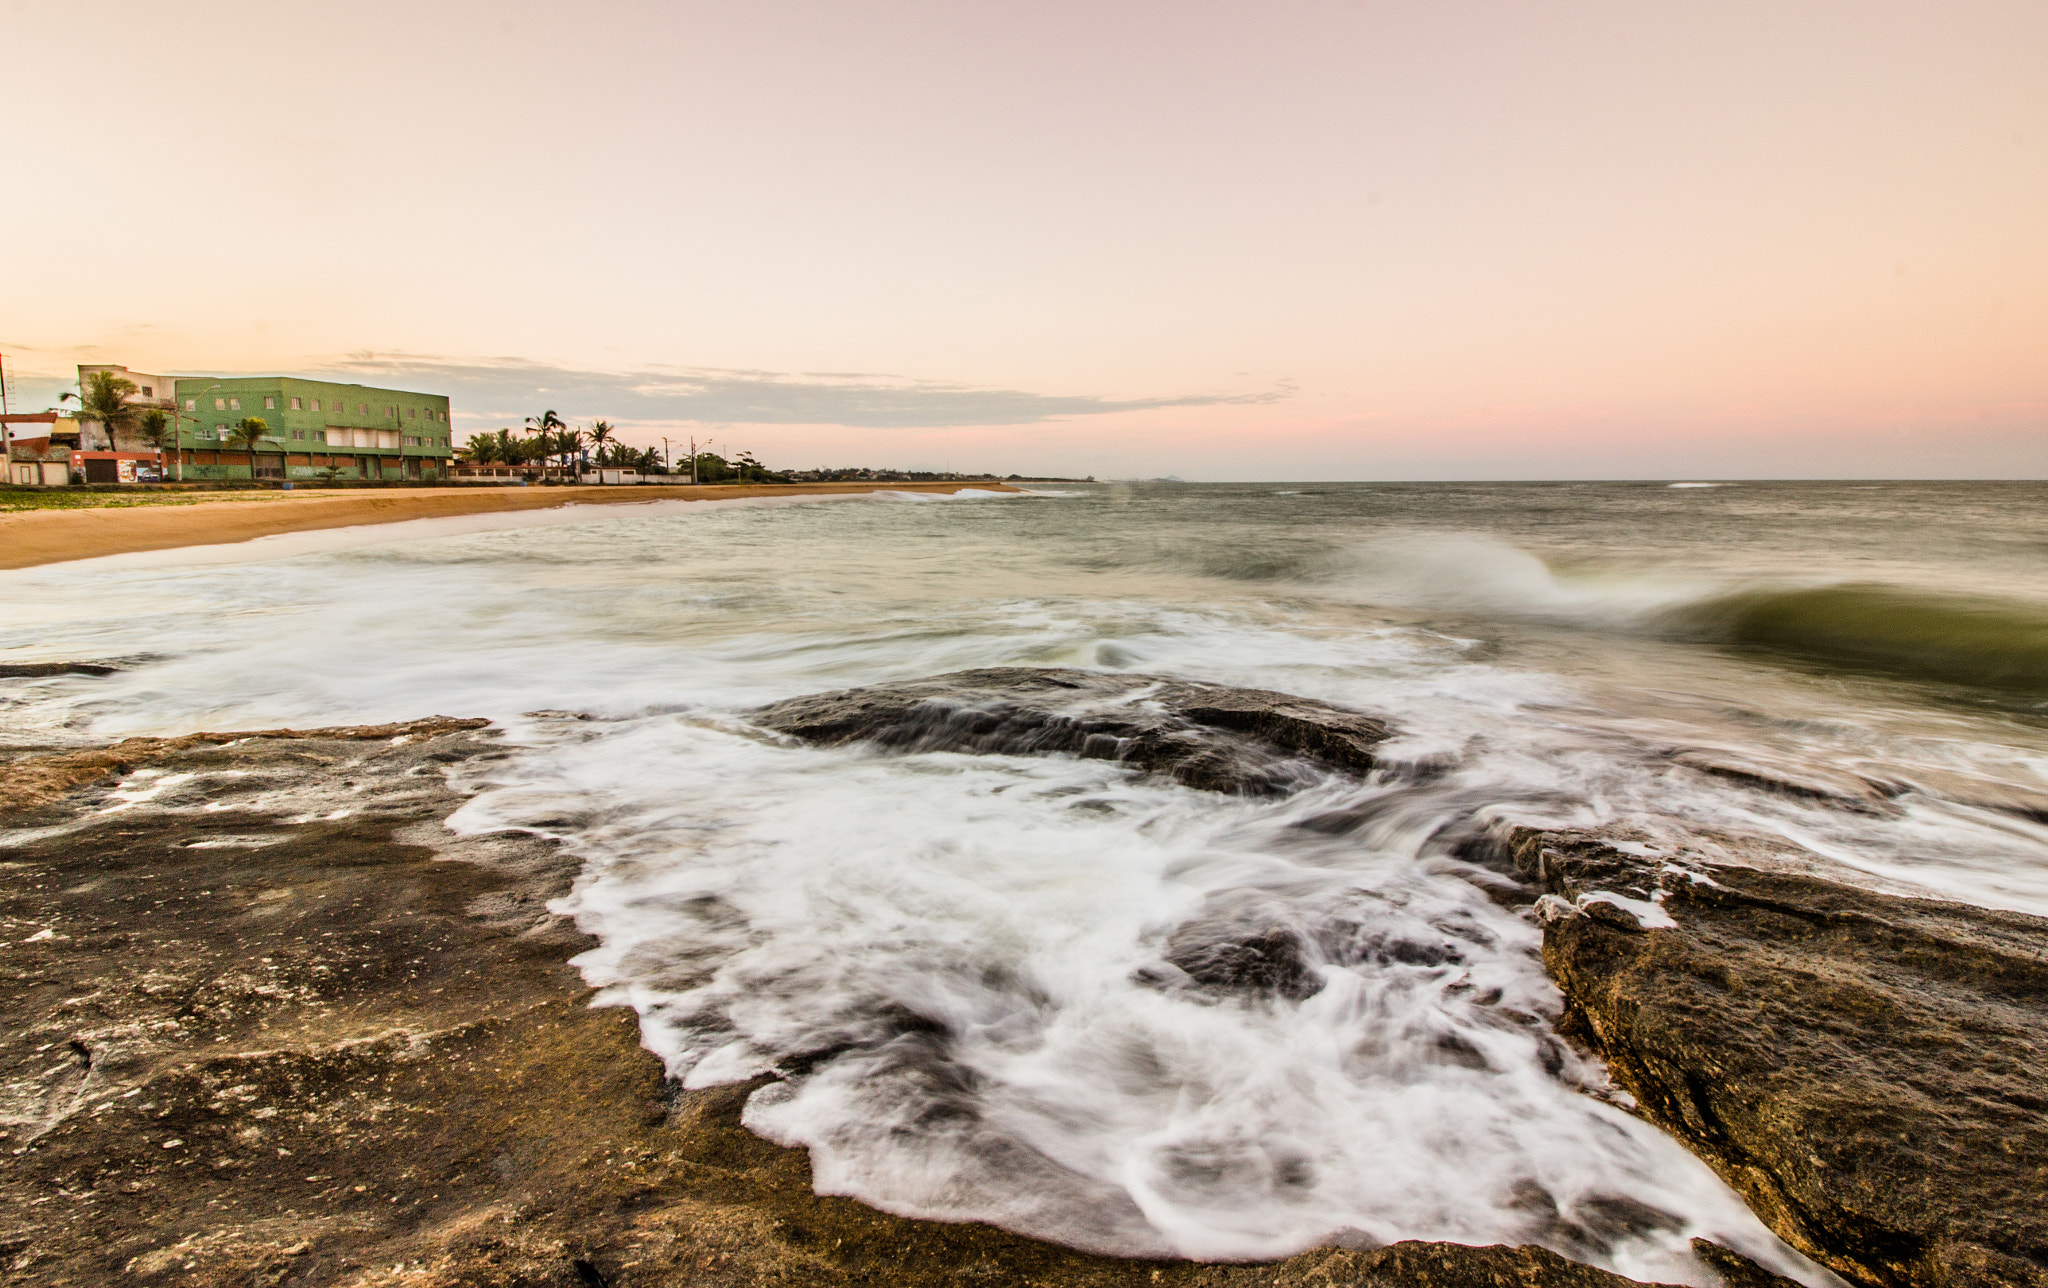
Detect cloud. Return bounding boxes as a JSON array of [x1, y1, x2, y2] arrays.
[[316, 353, 1288, 428]]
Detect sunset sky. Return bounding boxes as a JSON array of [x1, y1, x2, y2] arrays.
[[5, 0, 2044, 479]]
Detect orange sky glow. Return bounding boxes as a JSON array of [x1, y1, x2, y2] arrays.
[[4, 0, 2043, 478]]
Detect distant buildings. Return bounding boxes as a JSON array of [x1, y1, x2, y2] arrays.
[[76, 365, 177, 448], [173, 376, 453, 481], [2, 414, 69, 485], [4, 365, 455, 484]]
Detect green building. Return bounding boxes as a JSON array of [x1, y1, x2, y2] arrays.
[[171, 377, 454, 481]]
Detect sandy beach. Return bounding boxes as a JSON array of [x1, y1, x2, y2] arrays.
[[0, 481, 1015, 570]]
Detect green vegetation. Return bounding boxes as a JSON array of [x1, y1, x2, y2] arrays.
[[452, 410, 808, 483], [0, 489, 279, 513]]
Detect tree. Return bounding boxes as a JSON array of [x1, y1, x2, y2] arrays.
[[138, 409, 178, 481], [524, 410, 565, 478], [594, 439, 648, 469], [588, 420, 615, 453], [461, 432, 503, 466], [229, 417, 274, 481], [63, 370, 141, 448], [551, 427, 586, 478]]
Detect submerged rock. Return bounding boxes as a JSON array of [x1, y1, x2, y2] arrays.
[[0, 660, 120, 678], [753, 666, 1393, 794], [1507, 827, 2048, 1288]]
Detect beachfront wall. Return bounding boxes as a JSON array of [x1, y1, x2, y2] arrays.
[[170, 377, 454, 481]]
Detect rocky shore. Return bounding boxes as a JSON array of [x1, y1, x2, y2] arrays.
[[5, 667, 2040, 1286]]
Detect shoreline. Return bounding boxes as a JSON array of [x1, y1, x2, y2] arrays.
[[0, 481, 1018, 571]]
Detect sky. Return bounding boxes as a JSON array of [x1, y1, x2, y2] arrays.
[[3, 0, 2044, 479]]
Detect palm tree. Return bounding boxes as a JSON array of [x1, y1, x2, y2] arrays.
[[137, 409, 178, 481], [588, 420, 616, 454], [461, 432, 502, 466], [498, 430, 530, 475], [522, 412, 563, 478], [229, 417, 273, 481], [62, 371, 142, 448], [551, 427, 586, 479]]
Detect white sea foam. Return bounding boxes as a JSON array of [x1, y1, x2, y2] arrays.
[[448, 714, 1818, 1281]]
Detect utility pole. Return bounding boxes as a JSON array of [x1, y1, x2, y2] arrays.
[[0, 351, 13, 484], [661, 437, 671, 476]]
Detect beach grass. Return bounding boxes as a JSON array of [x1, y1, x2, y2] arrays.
[[0, 488, 282, 513]]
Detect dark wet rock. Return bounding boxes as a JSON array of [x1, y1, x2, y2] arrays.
[[1506, 825, 2048, 1288], [0, 660, 120, 677], [1163, 918, 1325, 1001], [1693, 1238, 1814, 1288], [753, 666, 1392, 795]]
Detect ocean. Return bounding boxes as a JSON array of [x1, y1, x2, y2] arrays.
[[7, 480, 2048, 1286]]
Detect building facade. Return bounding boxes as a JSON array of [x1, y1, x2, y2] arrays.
[[75, 364, 177, 450], [172, 377, 454, 481]]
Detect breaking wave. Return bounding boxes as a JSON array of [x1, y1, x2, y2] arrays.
[[1673, 585, 2048, 694], [1320, 533, 2048, 696]]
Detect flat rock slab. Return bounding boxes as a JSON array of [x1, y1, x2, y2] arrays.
[[753, 666, 1394, 794], [1507, 827, 2048, 1288]]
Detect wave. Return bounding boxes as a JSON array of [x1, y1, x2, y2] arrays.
[[1671, 584, 2048, 694], [1320, 533, 2048, 696], [868, 487, 1015, 503]]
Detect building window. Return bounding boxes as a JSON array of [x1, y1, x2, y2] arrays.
[[229, 398, 241, 410], [357, 403, 368, 415], [185, 399, 196, 411], [290, 397, 302, 410], [311, 399, 322, 412], [264, 396, 276, 410], [214, 398, 226, 410], [385, 406, 395, 418], [292, 429, 306, 440], [141, 385, 153, 397], [408, 408, 417, 419]]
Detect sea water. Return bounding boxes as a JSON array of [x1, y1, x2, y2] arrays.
[[8, 481, 2048, 1285]]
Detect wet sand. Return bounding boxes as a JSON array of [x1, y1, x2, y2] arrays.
[[0, 482, 1015, 570]]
